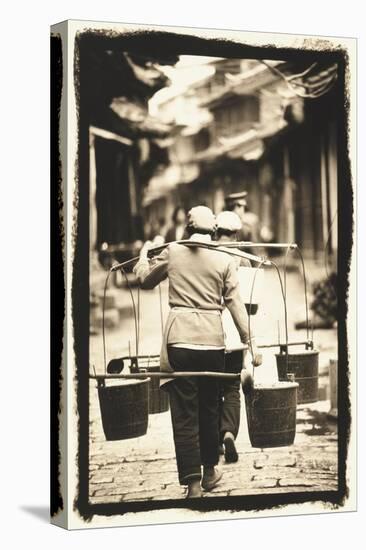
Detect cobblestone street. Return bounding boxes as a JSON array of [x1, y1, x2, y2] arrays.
[[89, 269, 338, 505], [89, 389, 337, 503]]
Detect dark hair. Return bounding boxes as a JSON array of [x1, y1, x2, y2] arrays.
[[172, 206, 186, 224], [186, 224, 214, 237], [216, 228, 238, 239]]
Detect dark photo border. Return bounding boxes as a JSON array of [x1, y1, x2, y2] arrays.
[[69, 27, 352, 522], [51, 33, 64, 517]]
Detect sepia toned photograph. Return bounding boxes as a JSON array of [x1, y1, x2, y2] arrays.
[[50, 20, 356, 529]]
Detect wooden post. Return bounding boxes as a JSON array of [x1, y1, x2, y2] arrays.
[[320, 134, 329, 251], [89, 129, 98, 267], [283, 146, 295, 244], [328, 358, 338, 418]]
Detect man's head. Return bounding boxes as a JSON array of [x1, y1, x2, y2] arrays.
[[224, 191, 248, 217], [216, 211, 242, 241], [186, 205, 216, 236]]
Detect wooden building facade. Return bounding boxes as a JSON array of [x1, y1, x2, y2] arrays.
[[143, 58, 338, 268]]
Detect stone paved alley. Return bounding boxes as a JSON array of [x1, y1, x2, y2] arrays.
[[89, 390, 337, 504], [89, 270, 338, 505]]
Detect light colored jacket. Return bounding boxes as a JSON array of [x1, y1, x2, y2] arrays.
[[220, 251, 251, 352], [134, 237, 250, 356]]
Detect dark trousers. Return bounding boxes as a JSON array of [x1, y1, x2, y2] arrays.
[[219, 350, 244, 442], [166, 347, 224, 485]]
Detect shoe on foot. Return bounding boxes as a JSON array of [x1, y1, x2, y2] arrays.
[[186, 480, 202, 498], [224, 434, 239, 463], [202, 467, 223, 491]]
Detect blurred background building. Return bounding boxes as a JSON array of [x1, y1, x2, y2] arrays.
[[87, 51, 338, 284], [143, 57, 338, 268], [86, 48, 179, 269]]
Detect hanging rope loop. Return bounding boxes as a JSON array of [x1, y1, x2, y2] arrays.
[[247, 258, 290, 378]]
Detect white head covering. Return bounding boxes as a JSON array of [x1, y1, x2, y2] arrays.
[[187, 206, 216, 232], [216, 211, 242, 232]]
